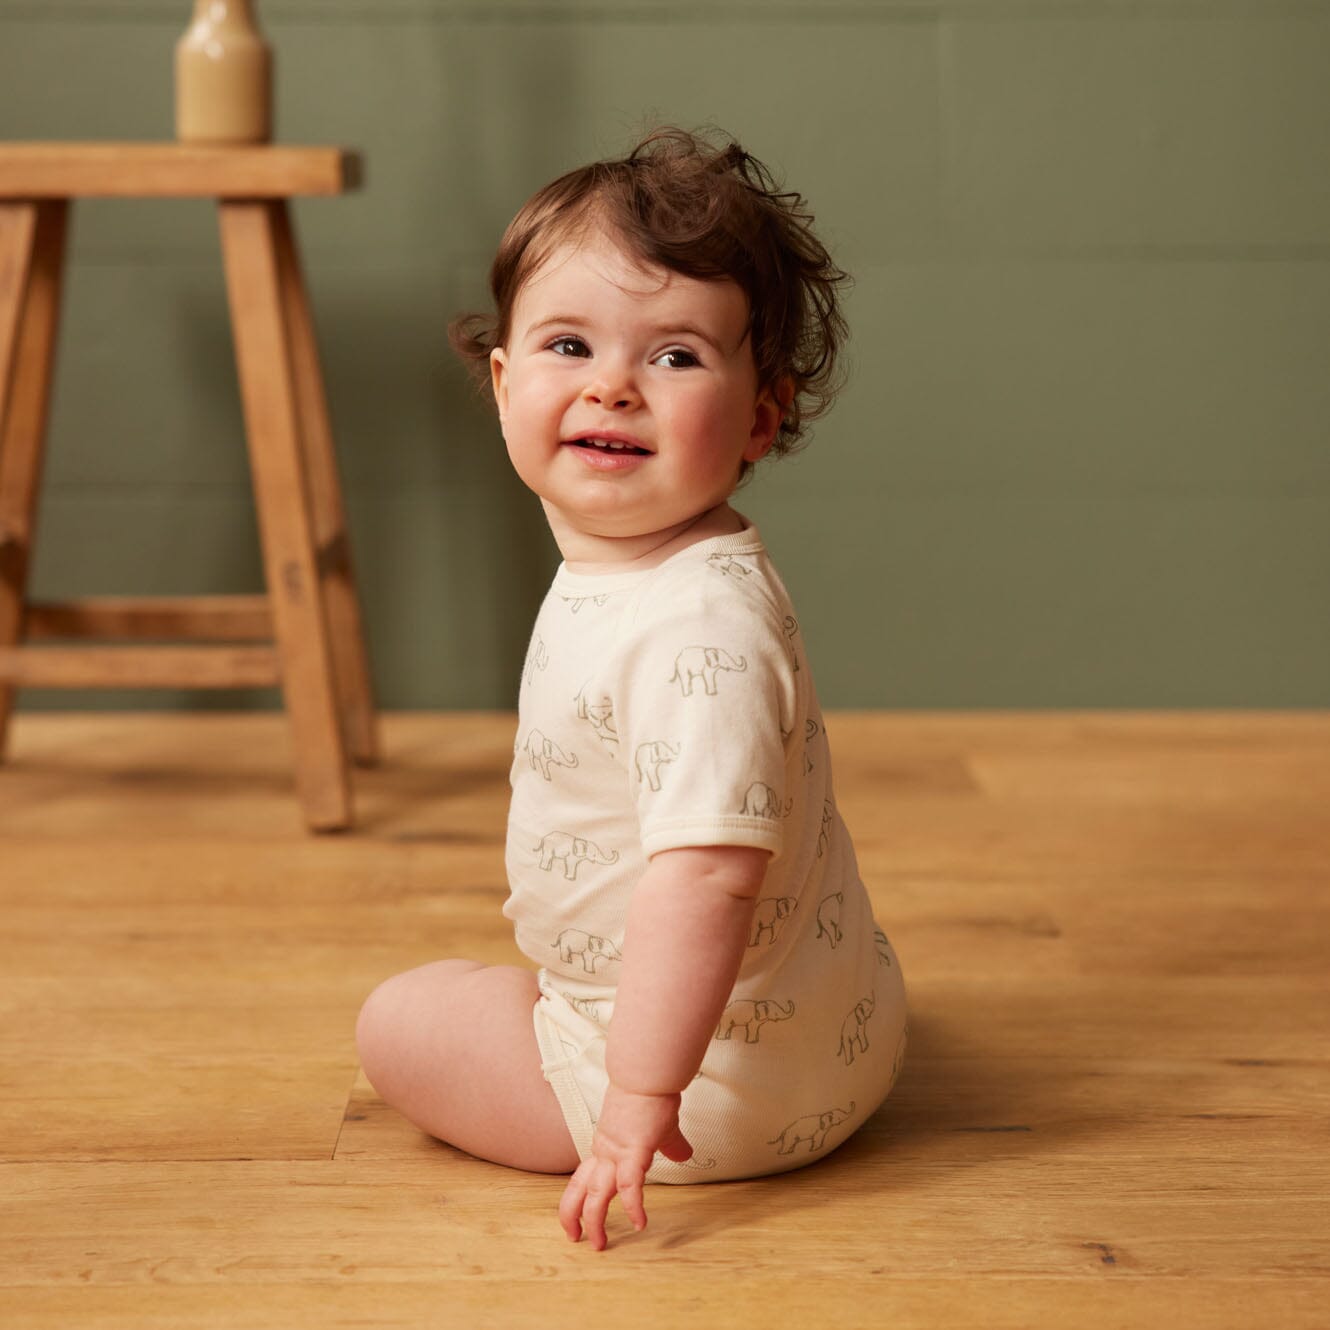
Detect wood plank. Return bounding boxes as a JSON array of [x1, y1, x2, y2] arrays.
[[0, 144, 361, 198], [0, 713, 511, 840], [337, 1054, 1330, 1162], [4, 1158, 1328, 1282], [25, 596, 273, 642], [0, 645, 281, 688], [5, 1281, 1328, 1330]]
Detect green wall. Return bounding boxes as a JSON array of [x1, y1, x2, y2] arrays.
[[4, 1, 1328, 710]]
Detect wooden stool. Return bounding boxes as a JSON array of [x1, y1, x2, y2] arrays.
[[0, 143, 378, 831]]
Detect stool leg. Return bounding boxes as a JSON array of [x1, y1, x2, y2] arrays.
[[218, 200, 351, 832], [0, 200, 68, 759], [271, 202, 379, 767]]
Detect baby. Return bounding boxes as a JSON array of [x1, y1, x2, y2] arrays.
[[356, 127, 907, 1250]]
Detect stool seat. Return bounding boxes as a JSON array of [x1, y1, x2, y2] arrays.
[[0, 141, 361, 197], [0, 142, 377, 831]]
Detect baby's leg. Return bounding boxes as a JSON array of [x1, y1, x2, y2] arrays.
[[355, 960, 579, 1174]]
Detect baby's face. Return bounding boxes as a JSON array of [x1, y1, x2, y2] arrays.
[[490, 229, 781, 553]]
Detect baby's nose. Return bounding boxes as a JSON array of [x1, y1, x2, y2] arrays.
[[582, 367, 640, 409]]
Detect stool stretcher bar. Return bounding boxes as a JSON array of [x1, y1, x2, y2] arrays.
[[0, 645, 282, 689], [25, 596, 274, 642]]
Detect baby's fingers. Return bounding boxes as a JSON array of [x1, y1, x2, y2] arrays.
[[557, 1170, 589, 1244], [578, 1163, 617, 1251], [559, 1159, 618, 1250], [617, 1164, 648, 1234]]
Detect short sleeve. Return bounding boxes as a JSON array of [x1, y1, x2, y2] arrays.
[[611, 569, 798, 861]]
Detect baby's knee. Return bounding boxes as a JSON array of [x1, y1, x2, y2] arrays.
[[354, 960, 485, 1090], [355, 973, 408, 1089]]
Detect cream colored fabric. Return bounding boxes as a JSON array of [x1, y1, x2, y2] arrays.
[[505, 525, 907, 1182]]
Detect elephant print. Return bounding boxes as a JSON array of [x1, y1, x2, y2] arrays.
[[706, 552, 752, 578], [553, 928, 623, 975], [769, 1102, 856, 1156], [873, 926, 895, 967], [715, 998, 796, 1044], [560, 991, 609, 1025], [635, 740, 680, 792], [535, 831, 619, 880], [838, 991, 876, 1066], [816, 799, 834, 858], [574, 686, 618, 746], [670, 645, 747, 697], [522, 634, 549, 688], [561, 593, 609, 613], [804, 718, 821, 775], [749, 896, 797, 946], [523, 728, 579, 781], [816, 892, 844, 949], [782, 615, 802, 672], [549, 1027, 583, 1060], [740, 780, 791, 819], [660, 1151, 717, 1171]]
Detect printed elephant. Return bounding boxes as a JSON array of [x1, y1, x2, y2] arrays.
[[715, 998, 795, 1044], [670, 645, 748, 696], [816, 799, 834, 858], [874, 926, 895, 967], [535, 831, 619, 880], [740, 781, 789, 819], [560, 990, 609, 1025], [553, 928, 623, 975], [749, 896, 798, 946], [524, 728, 578, 781], [574, 688, 618, 744], [782, 616, 802, 671], [634, 740, 680, 792], [707, 552, 751, 578], [769, 1102, 856, 1155], [816, 892, 844, 949], [838, 991, 876, 1065], [522, 635, 548, 686]]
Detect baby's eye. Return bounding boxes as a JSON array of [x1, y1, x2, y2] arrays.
[[548, 335, 590, 358], [653, 348, 700, 370]]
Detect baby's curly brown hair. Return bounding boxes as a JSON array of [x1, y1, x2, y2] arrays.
[[450, 126, 849, 459]]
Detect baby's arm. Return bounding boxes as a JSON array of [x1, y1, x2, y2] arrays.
[[557, 844, 769, 1249]]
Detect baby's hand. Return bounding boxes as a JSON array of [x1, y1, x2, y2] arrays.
[[557, 1084, 692, 1250]]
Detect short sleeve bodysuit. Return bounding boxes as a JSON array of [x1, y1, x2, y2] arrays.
[[506, 523, 907, 1182]]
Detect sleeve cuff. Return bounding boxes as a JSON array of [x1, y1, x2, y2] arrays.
[[641, 816, 784, 862]]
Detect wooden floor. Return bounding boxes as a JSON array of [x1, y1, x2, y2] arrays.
[[1, 711, 1327, 1328]]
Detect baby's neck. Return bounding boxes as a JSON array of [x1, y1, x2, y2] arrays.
[[552, 504, 747, 576]]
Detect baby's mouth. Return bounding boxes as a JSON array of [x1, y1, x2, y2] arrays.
[[565, 436, 651, 456]]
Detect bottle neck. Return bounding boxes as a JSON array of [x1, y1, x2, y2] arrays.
[[191, 0, 260, 32]]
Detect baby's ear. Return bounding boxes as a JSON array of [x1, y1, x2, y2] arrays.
[[490, 347, 509, 420], [744, 377, 790, 462]]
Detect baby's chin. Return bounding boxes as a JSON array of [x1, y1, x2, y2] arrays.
[[573, 504, 731, 540]]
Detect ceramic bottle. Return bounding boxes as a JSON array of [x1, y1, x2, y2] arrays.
[[175, 0, 272, 143]]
